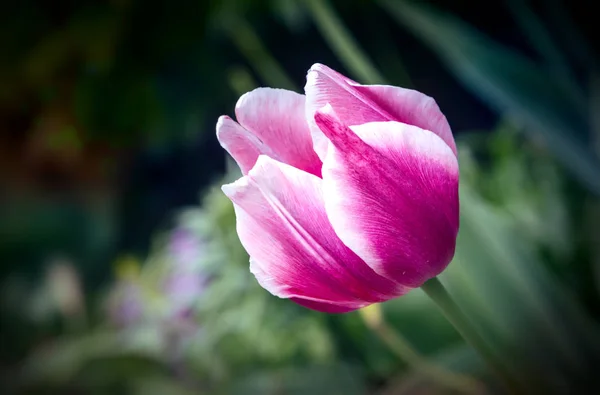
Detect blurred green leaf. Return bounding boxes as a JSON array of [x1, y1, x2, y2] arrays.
[[380, 0, 600, 194], [21, 331, 165, 386], [302, 0, 385, 84], [380, 345, 489, 395], [544, 0, 597, 71], [272, 0, 311, 33], [226, 364, 367, 395], [220, 14, 297, 91], [462, 121, 572, 257], [128, 376, 198, 395], [505, 0, 580, 101], [439, 151, 600, 393]]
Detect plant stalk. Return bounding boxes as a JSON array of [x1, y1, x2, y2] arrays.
[[421, 277, 523, 394], [360, 304, 485, 394]]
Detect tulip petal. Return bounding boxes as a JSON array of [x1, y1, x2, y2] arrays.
[[305, 63, 456, 160], [316, 108, 459, 288], [216, 116, 273, 175], [249, 258, 363, 313], [218, 87, 322, 176], [223, 155, 407, 312], [290, 297, 359, 314]]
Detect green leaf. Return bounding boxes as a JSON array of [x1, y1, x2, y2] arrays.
[[21, 331, 165, 385], [380, 345, 488, 395], [226, 364, 367, 395], [379, 0, 600, 194], [440, 171, 600, 393]]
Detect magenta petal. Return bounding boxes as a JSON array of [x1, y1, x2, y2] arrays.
[[290, 297, 359, 313], [235, 88, 322, 176], [248, 258, 367, 312], [222, 156, 407, 312], [305, 63, 456, 160], [315, 108, 459, 288]]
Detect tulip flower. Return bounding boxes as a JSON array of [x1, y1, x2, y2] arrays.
[[216, 63, 459, 313]]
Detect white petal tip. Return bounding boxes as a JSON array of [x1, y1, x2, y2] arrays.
[[308, 63, 327, 73], [221, 177, 249, 200], [215, 115, 230, 131], [234, 90, 253, 112], [215, 115, 236, 140], [305, 65, 326, 88]]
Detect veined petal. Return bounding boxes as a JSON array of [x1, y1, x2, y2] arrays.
[[234, 88, 322, 176], [316, 108, 459, 288], [222, 155, 407, 312], [290, 297, 360, 314], [217, 115, 274, 175], [305, 63, 456, 160], [251, 258, 363, 313]]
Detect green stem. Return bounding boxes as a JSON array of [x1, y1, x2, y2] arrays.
[[421, 277, 522, 394], [303, 0, 385, 85], [360, 305, 484, 394], [226, 16, 297, 91], [227, 65, 258, 97]]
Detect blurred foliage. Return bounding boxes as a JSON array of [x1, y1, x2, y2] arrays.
[[1, 0, 599, 394]]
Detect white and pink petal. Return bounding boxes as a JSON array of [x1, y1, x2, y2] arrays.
[[236, 88, 322, 176], [222, 155, 407, 312], [304, 63, 456, 160], [315, 108, 459, 288], [216, 115, 274, 175]]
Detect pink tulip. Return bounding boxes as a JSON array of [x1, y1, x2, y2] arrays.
[[216, 63, 459, 313]]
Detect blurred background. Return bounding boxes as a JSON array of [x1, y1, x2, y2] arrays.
[[1, 0, 599, 394]]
